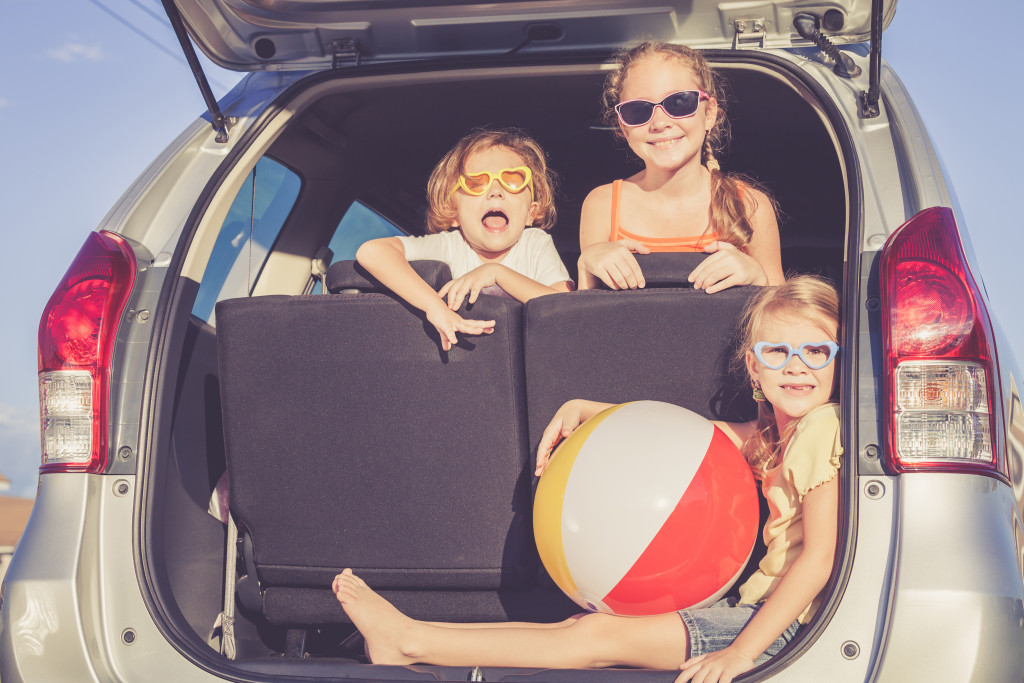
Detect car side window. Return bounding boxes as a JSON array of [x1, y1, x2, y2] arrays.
[[191, 157, 301, 323], [310, 201, 407, 294]]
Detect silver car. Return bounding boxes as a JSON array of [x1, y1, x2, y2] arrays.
[[3, 0, 1023, 681]]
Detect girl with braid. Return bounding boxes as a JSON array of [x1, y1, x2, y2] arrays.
[[577, 41, 785, 292]]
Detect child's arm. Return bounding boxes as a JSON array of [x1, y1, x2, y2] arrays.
[[577, 185, 650, 290], [688, 187, 784, 293], [355, 237, 495, 351], [535, 399, 615, 475], [676, 475, 839, 682], [439, 262, 571, 308]]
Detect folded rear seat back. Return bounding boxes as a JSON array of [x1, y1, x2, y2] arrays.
[[217, 256, 762, 626], [216, 260, 545, 624], [522, 263, 766, 599], [524, 254, 761, 460]]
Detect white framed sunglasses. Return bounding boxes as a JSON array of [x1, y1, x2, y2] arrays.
[[753, 341, 840, 370], [614, 89, 711, 127]]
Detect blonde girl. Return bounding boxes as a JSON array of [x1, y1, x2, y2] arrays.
[[333, 275, 841, 683], [578, 41, 785, 293], [357, 127, 572, 351]]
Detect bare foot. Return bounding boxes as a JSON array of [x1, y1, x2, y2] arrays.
[[332, 568, 420, 664]]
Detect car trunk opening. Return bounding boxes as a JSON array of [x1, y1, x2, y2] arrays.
[[141, 53, 853, 680]]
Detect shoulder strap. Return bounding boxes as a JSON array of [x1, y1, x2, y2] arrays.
[[609, 179, 623, 241]]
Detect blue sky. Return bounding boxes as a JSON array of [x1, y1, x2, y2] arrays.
[[1, 1, 1022, 499]]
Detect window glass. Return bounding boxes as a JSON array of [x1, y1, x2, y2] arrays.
[[192, 157, 301, 323], [311, 201, 406, 294], [327, 201, 406, 260]]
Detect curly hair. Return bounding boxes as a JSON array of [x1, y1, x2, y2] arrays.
[[424, 127, 558, 233]]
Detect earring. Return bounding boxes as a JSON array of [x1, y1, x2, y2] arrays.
[[752, 381, 767, 403]]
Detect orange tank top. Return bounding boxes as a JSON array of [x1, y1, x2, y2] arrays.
[[608, 179, 717, 252]]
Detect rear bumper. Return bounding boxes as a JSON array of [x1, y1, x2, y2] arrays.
[[4, 474, 1022, 682]]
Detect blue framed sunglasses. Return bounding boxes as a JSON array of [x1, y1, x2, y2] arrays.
[[753, 341, 840, 370]]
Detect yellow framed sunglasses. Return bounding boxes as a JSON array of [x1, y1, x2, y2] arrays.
[[450, 166, 534, 199]]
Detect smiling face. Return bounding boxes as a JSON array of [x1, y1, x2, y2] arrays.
[[747, 311, 839, 435], [617, 55, 718, 174], [450, 145, 539, 262]]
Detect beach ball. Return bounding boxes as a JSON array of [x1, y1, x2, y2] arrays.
[[534, 400, 759, 616]]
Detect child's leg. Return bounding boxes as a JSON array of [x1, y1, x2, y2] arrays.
[[426, 615, 582, 630], [333, 569, 687, 669]]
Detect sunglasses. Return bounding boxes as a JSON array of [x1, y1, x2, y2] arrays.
[[753, 341, 840, 370], [450, 166, 534, 199], [615, 90, 711, 127]]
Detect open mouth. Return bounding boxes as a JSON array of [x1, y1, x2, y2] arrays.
[[482, 210, 509, 232]]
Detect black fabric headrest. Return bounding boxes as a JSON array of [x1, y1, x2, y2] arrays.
[[597, 252, 709, 289], [326, 259, 453, 293]]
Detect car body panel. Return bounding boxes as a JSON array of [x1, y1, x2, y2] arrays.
[[874, 475, 1024, 681], [0, 477, 97, 682], [0, 475, 232, 683], [171, 0, 897, 70]]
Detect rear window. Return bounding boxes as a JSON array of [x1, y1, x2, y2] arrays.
[[191, 157, 301, 323], [311, 201, 406, 294], [329, 201, 407, 260]]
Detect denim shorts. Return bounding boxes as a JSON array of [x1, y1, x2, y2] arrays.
[[678, 597, 802, 666]]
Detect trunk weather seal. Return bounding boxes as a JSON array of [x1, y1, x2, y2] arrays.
[[135, 48, 866, 681]]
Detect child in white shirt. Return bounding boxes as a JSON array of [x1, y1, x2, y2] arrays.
[[356, 127, 573, 350]]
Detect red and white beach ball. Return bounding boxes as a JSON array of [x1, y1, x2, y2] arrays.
[[534, 401, 759, 616]]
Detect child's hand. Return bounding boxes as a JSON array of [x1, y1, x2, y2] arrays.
[[425, 304, 495, 352], [675, 647, 755, 683], [689, 241, 768, 293], [579, 239, 651, 290], [535, 400, 592, 476], [438, 264, 499, 311]]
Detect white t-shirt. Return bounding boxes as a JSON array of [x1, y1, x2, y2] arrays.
[[397, 228, 572, 287]]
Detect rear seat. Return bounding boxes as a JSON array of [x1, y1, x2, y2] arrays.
[[524, 253, 759, 453], [215, 255, 759, 628]]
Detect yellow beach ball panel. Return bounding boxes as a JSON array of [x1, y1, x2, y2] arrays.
[[533, 402, 621, 602]]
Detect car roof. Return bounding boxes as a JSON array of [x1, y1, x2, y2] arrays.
[[169, 0, 897, 71]]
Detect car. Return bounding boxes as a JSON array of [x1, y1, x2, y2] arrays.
[[3, 0, 1023, 681]]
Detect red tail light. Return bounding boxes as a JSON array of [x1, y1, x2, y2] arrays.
[[38, 231, 136, 473], [880, 207, 1001, 475]]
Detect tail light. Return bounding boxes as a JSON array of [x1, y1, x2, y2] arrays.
[[880, 207, 1001, 475], [38, 231, 136, 473]]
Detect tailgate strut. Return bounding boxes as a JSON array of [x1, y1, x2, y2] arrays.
[[160, 0, 233, 142], [859, 0, 883, 118]]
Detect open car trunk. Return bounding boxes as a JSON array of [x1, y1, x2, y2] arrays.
[[144, 52, 851, 680]]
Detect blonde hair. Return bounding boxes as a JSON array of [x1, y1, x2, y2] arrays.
[[424, 127, 558, 233], [735, 275, 840, 475], [602, 41, 776, 249]]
